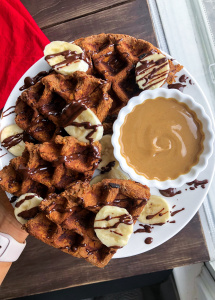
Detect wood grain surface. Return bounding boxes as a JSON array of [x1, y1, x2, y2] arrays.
[[42, 0, 157, 44], [0, 212, 208, 299], [0, 0, 209, 299]]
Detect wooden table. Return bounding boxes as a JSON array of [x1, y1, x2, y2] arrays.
[[0, 0, 209, 299]]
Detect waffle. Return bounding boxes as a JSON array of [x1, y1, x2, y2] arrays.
[[15, 71, 112, 142], [0, 135, 101, 198], [15, 33, 180, 138], [24, 179, 150, 267]]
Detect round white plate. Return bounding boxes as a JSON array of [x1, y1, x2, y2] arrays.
[[0, 54, 215, 259]]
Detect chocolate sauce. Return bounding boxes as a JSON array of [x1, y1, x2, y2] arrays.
[[71, 121, 102, 144], [10, 196, 18, 203], [146, 208, 164, 220], [167, 83, 186, 92], [187, 179, 208, 190], [1, 133, 23, 150], [60, 101, 87, 127], [152, 222, 165, 226], [19, 71, 49, 91], [0, 153, 7, 158], [45, 50, 89, 70], [101, 161, 115, 174], [172, 205, 176, 209], [189, 79, 194, 85], [15, 195, 35, 208], [94, 213, 133, 230], [159, 188, 181, 197], [171, 208, 185, 217], [108, 183, 120, 188], [18, 206, 39, 220], [110, 230, 123, 236], [136, 50, 169, 90], [169, 220, 176, 223], [134, 224, 152, 234], [179, 74, 188, 83], [2, 106, 16, 118], [145, 237, 153, 244]]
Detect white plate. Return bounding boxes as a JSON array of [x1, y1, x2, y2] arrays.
[[0, 54, 215, 259]]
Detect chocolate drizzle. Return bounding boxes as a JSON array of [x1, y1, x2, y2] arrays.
[[19, 71, 50, 91], [167, 83, 186, 92], [187, 179, 208, 190], [45, 50, 89, 70], [94, 213, 133, 230], [1, 133, 23, 150], [171, 208, 185, 217], [10, 196, 18, 203], [134, 224, 152, 234], [159, 188, 181, 197], [60, 101, 87, 127], [101, 161, 115, 174], [145, 237, 153, 244], [136, 50, 169, 90], [18, 206, 39, 220], [15, 194, 35, 208], [2, 106, 16, 118], [179, 74, 188, 83]]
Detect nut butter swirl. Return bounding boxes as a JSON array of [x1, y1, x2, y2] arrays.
[[119, 97, 204, 181]]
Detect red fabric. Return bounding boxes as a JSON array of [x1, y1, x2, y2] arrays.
[[0, 0, 50, 109]]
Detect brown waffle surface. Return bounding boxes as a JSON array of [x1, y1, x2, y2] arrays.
[[15, 71, 112, 142], [24, 179, 150, 268], [0, 136, 101, 198]]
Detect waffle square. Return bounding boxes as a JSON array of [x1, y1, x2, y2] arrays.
[[0, 136, 101, 198], [24, 179, 150, 267]]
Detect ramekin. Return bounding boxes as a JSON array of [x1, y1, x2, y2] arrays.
[[112, 88, 214, 189]]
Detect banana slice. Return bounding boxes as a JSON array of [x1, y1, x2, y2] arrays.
[[14, 193, 43, 225], [98, 135, 119, 169], [64, 108, 103, 143], [1, 124, 25, 156], [94, 206, 133, 247], [90, 165, 130, 185], [138, 195, 170, 224], [136, 52, 170, 90], [44, 41, 89, 75]]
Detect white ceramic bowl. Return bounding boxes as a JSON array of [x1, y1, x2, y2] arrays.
[[112, 88, 214, 189]]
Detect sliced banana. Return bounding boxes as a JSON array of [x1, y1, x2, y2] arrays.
[[65, 108, 103, 143], [1, 124, 25, 156], [90, 165, 130, 185], [14, 193, 43, 225], [138, 195, 170, 224], [136, 52, 170, 90], [98, 135, 118, 170], [44, 41, 89, 75], [94, 206, 133, 247]]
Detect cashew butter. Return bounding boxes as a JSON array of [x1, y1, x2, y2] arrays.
[[119, 97, 204, 181]]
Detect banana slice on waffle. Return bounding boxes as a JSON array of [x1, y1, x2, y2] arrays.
[[44, 41, 89, 75], [1, 124, 25, 156], [138, 195, 170, 224], [64, 108, 103, 143], [90, 165, 130, 185], [14, 193, 43, 225], [94, 206, 133, 247], [98, 134, 118, 169], [136, 51, 170, 90]]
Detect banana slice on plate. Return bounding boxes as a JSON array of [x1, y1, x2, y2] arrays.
[[44, 41, 89, 75], [94, 206, 133, 247], [14, 193, 43, 225], [98, 134, 119, 169], [1, 124, 25, 156], [90, 165, 130, 185], [138, 195, 170, 224], [64, 108, 103, 143], [136, 51, 170, 90]]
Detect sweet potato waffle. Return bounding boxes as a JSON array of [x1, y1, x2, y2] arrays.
[[0, 135, 101, 198], [15, 71, 112, 142], [15, 33, 180, 138], [24, 179, 150, 267]]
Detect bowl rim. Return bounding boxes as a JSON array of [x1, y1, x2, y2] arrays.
[[112, 88, 214, 189]]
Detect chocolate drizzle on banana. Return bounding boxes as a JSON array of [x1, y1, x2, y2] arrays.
[[136, 50, 170, 90]]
